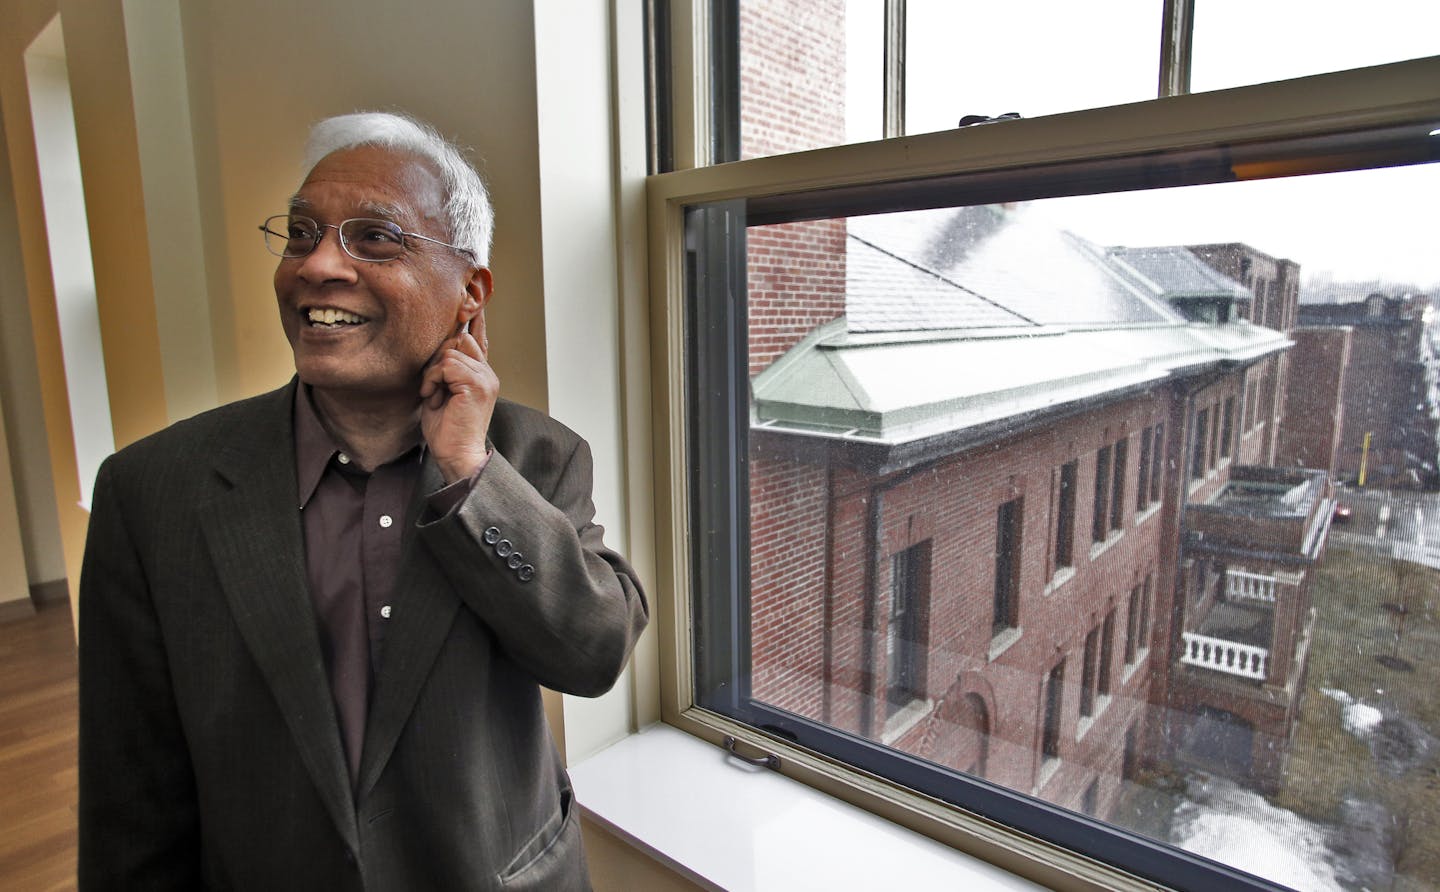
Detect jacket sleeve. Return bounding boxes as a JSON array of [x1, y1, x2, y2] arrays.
[[416, 434, 648, 696], [77, 458, 202, 889]]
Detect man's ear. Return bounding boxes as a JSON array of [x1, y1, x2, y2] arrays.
[[459, 266, 494, 323]]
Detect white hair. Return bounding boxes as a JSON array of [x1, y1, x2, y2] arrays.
[[302, 111, 494, 266]]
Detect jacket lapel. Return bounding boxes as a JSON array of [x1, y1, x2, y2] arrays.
[[356, 458, 461, 799], [198, 382, 359, 853]]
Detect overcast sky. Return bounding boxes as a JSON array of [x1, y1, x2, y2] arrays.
[[846, 0, 1440, 287]]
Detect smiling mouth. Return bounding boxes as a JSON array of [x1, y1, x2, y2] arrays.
[[305, 307, 368, 329]]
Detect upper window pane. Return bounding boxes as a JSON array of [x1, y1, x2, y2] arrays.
[[904, 0, 1162, 134], [1191, 0, 1440, 93]]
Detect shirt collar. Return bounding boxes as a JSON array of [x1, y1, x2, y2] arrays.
[[294, 384, 340, 510], [293, 385, 428, 509]]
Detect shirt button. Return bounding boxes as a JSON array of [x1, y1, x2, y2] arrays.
[[379, 515, 393, 529], [337, 453, 351, 465], [380, 605, 392, 619]]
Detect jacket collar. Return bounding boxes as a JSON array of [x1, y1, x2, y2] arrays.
[[200, 380, 359, 852]]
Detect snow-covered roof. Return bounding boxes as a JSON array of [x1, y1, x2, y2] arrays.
[[846, 206, 1183, 331], [753, 206, 1291, 450], [1107, 246, 1253, 303]]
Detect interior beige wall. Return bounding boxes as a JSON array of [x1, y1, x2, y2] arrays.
[[174, 0, 551, 409], [0, 48, 66, 596], [582, 819, 711, 892], [0, 0, 87, 624]]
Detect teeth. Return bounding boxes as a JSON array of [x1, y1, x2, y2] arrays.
[[307, 308, 365, 325]]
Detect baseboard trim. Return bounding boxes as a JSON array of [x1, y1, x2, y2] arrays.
[[0, 598, 37, 623], [30, 579, 69, 606]]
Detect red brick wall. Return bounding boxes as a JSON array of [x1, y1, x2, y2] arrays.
[[1277, 327, 1351, 475], [747, 221, 848, 377], [748, 446, 833, 719], [740, 0, 850, 376], [739, 0, 846, 160]]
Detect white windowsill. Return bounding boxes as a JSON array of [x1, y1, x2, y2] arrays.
[[571, 724, 1044, 891], [1044, 566, 1076, 595], [1088, 529, 1123, 560], [988, 626, 1023, 662], [881, 698, 934, 746]]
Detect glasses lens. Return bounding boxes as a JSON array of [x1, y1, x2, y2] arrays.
[[340, 219, 407, 261], [262, 214, 320, 258]]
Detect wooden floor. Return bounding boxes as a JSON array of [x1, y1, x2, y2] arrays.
[[0, 602, 78, 891]]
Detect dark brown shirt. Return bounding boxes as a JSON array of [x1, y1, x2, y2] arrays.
[[293, 386, 470, 786]]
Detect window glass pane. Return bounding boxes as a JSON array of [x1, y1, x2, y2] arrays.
[[1192, 0, 1440, 94], [904, 0, 1162, 134], [717, 154, 1440, 890]]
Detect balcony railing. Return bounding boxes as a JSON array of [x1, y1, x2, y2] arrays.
[[1225, 569, 1277, 604], [1180, 633, 1269, 680]]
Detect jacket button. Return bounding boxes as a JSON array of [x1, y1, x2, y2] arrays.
[[507, 552, 524, 570], [495, 539, 514, 558], [483, 526, 501, 544], [517, 564, 535, 583]]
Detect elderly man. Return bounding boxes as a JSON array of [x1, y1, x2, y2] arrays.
[[77, 112, 647, 890]]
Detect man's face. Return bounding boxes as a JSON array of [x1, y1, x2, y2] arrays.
[[274, 144, 490, 401]]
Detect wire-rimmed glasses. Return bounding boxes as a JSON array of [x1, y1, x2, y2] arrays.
[[259, 214, 475, 263]]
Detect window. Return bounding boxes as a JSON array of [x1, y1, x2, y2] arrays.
[[1041, 660, 1065, 761], [1080, 625, 1099, 718], [993, 499, 1022, 635], [1191, 408, 1209, 479], [1221, 396, 1236, 458], [1149, 423, 1165, 504], [887, 543, 930, 717], [1139, 573, 1153, 648], [1082, 778, 1100, 817], [1092, 444, 1112, 543], [1110, 436, 1127, 531], [1208, 402, 1221, 470], [662, 16, 1439, 889], [1099, 610, 1116, 698], [1054, 460, 1077, 571], [1136, 426, 1153, 512], [1124, 584, 1142, 665]]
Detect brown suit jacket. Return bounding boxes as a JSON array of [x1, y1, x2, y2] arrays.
[[77, 381, 647, 890]]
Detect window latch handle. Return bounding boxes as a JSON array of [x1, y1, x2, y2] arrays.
[[723, 735, 780, 770]]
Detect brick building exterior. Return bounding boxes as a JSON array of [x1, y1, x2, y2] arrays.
[[742, 204, 1330, 811], [1294, 295, 1437, 488]]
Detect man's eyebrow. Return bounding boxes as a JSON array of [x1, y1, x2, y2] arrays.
[[357, 200, 414, 223], [284, 196, 415, 224]]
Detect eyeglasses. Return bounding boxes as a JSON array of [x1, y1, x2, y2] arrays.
[[259, 214, 475, 263]]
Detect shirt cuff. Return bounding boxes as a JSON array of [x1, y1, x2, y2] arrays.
[[420, 451, 490, 523]]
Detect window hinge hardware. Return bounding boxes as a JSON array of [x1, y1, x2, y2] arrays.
[[723, 735, 780, 770]]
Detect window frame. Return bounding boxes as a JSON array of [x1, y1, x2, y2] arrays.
[[646, 44, 1440, 892]]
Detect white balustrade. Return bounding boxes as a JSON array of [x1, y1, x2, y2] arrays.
[[1180, 633, 1269, 680], [1225, 569, 1277, 604]]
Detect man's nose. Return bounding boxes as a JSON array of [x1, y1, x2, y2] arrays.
[[295, 225, 359, 283]]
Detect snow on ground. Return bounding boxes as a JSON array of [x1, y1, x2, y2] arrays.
[[1169, 776, 1345, 892], [1323, 687, 1384, 737]]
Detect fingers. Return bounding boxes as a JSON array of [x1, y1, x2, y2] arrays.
[[418, 342, 496, 404]]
